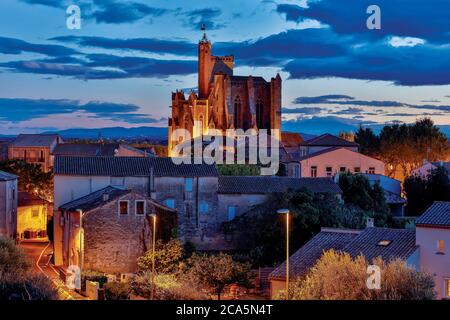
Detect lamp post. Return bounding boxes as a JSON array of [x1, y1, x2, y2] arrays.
[[277, 208, 290, 300], [149, 213, 157, 300]]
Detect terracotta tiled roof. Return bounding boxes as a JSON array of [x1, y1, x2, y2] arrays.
[[270, 227, 417, 280], [300, 133, 359, 147], [54, 156, 218, 177], [11, 134, 60, 147], [0, 170, 18, 181], [415, 201, 450, 228], [59, 186, 130, 212], [270, 229, 359, 279], [218, 176, 342, 194], [343, 227, 417, 262], [18, 191, 48, 207]]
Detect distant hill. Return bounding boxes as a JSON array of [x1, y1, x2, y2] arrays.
[[42, 126, 168, 139]]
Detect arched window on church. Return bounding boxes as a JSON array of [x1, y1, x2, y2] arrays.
[[256, 98, 263, 128], [234, 96, 241, 129], [198, 115, 204, 136]]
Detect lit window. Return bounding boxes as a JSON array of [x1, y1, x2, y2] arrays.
[[164, 199, 175, 209], [368, 167, 376, 174], [200, 201, 209, 214], [437, 240, 445, 254], [136, 200, 145, 215], [377, 240, 391, 246], [185, 178, 193, 192], [227, 206, 237, 221], [32, 209, 39, 217], [446, 279, 450, 298], [311, 166, 317, 178], [119, 201, 129, 215], [326, 167, 332, 177], [354, 167, 361, 173]]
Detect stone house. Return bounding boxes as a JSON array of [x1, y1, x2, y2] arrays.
[[0, 170, 18, 238], [52, 156, 218, 265], [17, 191, 49, 239], [8, 134, 63, 172], [59, 186, 176, 274]]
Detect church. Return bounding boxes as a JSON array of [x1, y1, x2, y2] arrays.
[[168, 28, 282, 155]]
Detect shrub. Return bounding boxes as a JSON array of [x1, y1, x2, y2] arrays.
[[132, 272, 207, 300], [137, 239, 184, 274], [81, 270, 107, 291], [0, 237, 30, 277], [0, 273, 57, 300], [104, 282, 131, 300]]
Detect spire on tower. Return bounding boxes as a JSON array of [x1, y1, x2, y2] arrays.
[[200, 23, 208, 42]]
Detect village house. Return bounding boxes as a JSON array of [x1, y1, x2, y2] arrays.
[[59, 186, 176, 274], [282, 134, 384, 178], [0, 170, 18, 238], [8, 134, 63, 172], [269, 201, 450, 300], [411, 161, 450, 178], [17, 191, 49, 239], [363, 174, 405, 217], [52, 143, 148, 157]]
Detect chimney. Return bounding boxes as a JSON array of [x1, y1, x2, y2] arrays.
[[102, 193, 109, 202], [366, 217, 374, 228]]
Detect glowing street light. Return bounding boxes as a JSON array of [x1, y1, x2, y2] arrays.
[[277, 208, 290, 300], [149, 213, 157, 300]]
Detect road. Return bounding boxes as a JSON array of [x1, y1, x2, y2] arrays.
[[19, 240, 85, 300]]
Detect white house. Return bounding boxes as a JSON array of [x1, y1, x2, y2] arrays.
[[411, 161, 450, 178], [415, 201, 450, 300], [0, 170, 18, 238]]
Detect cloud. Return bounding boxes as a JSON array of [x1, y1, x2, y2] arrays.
[[0, 36, 79, 56], [292, 94, 450, 112], [0, 54, 197, 80], [184, 8, 226, 30], [333, 107, 365, 115], [19, 0, 65, 8], [281, 107, 323, 114], [282, 116, 375, 135], [0, 98, 159, 124], [276, 1, 450, 43], [90, 0, 169, 24]]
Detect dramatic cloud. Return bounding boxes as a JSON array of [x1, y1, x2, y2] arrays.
[[292, 95, 450, 112], [90, 0, 169, 24], [0, 98, 159, 123], [184, 8, 226, 30], [276, 0, 450, 43], [0, 36, 79, 56]]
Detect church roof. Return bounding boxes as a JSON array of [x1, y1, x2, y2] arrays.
[[229, 75, 267, 83]]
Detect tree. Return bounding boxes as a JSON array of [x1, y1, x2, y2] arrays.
[[0, 159, 53, 201], [289, 250, 436, 300], [354, 126, 380, 157], [185, 253, 252, 300], [404, 166, 450, 216], [216, 164, 260, 176], [226, 189, 368, 267], [338, 172, 392, 226], [137, 239, 185, 274]]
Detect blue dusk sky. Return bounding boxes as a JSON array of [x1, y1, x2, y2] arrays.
[[0, 0, 449, 135]]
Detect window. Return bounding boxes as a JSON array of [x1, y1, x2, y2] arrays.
[[437, 240, 445, 255], [119, 201, 129, 215], [446, 279, 450, 298], [185, 178, 193, 192], [32, 208, 39, 217], [256, 98, 263, 128], [377, 240, 391, 247], [354, 167, 361, 173], [293, 164, 300, 178], [368, 167, 375, 174], [199, 201, 209, 214], [234, 96, 241, 128], [326, 167, 333, 177], [227, 206, 237, 221], [339, 167, 347, 173], [310, 166, 317, 178], [135, 200, 145, 215], [39, 150, 44, 161], [164, 199, 175, 209]]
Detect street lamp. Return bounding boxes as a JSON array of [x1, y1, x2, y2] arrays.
[[149, 213, 157, 300], [277, 208, 290, 300]]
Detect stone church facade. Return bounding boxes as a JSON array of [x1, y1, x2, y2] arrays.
[[168, 31, 282, 155]]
